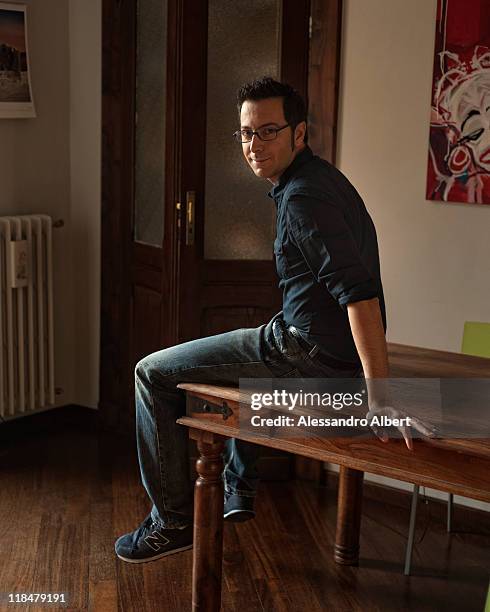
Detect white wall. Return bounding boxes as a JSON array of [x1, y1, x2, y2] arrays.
[[338, 0, 490, 353], [335, 0, 490, 512], [0, 0, 75, 408], [0, 0, 101, 410]]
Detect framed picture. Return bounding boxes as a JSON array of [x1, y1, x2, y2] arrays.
[[426, 0, 490, 205], [0, 2, 35, 118]]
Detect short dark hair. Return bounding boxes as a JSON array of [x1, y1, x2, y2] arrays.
[[237, 76, 308, 144]]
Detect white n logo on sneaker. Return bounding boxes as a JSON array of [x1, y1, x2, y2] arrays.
[[144, 530, 170, 551]]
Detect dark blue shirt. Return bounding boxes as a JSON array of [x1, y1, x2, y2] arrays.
[[269, 145, 386, 366]]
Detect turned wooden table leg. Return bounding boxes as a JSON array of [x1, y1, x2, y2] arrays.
[[191, 430, 225, 612], [334, 466, 364, 565]]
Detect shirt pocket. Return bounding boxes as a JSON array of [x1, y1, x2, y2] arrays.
[[274, 238, 309, 280]]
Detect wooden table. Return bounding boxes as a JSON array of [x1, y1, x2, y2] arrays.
[[177, 343, 490, 612]]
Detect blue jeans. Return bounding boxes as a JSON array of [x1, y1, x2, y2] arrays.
[[135, 312, 362, 528]]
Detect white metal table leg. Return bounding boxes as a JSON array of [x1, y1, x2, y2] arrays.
[[404, 484, 419, 576]]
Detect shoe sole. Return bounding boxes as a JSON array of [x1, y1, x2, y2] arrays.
[[116, 543, 193, 564], [223, 509, 256, 522]]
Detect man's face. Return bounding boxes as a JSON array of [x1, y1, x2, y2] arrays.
[[239, 97, 306, 184]]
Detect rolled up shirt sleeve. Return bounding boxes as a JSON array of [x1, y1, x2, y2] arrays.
[[286, 196, 380, 308]]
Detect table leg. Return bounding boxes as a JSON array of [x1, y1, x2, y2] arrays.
[[334, 466, 364, 565], [192, 431, 225, 612]]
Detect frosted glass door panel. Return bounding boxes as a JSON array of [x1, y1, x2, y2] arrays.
[[204, 0, 281, 260], [133, 0, 167, 247]]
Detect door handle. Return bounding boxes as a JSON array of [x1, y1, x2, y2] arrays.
[[185, 190, 195, 246], [175, 201, 182, 243]]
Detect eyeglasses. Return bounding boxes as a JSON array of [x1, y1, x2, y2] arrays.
[[233, 124, 290, 143]]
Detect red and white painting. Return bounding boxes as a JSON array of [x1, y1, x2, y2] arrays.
[[427, 0, 490, 205]]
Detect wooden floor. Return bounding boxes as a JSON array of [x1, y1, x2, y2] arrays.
[[0, 407, 489, 612]]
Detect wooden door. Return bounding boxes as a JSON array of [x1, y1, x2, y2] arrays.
[[101, 0, 183, 431], [177, 0, 311, 341], [100, 0, 342, 432]]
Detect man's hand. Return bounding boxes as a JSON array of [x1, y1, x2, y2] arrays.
[[366, 404, 438, 451]]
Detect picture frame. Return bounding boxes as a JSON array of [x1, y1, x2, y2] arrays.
[[0, 2, 35, 118], [426, 0, 490, 205]]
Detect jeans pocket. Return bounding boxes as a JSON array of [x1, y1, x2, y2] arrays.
[[287, 325, 320, 359], [272, 319, 307, 359], [267, 320, 311, 378]]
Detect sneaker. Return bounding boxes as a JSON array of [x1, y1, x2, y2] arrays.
[[115, 514, 193, 563], [223, 490, 256, 522]]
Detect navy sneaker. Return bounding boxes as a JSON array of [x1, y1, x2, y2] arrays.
[[223, 490, 256, 522], [115, 514, 193, 563]]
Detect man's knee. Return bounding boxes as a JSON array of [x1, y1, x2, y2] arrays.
[[135, 348, 174, 385]]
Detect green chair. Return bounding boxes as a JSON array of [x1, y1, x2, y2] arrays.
[[461, 321, 490, 359], [404, 322, 490, 576]]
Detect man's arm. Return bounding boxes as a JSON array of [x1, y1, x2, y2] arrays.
[[347, 297, 404, 445], [347, 296, 390, 416], [346, 297, 388, 379]]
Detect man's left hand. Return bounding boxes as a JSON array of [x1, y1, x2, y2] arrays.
[[366, 404, 438, 451]]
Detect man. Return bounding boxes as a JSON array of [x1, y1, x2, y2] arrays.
[[115, 77, 428, 564]]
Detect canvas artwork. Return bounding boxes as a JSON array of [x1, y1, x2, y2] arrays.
[[427, 0, 490, 205], [0, 2, 35, 118]]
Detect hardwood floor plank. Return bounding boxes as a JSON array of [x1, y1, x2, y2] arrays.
[[0, 466, 43, 599], [222, 525, 265, 612], [90, 500, 116, 584], [233, 489, 316, 612], [142, 549, 193, 612], [88, 579, 118, 612]]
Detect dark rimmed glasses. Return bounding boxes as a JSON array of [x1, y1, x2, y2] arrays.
[[233, 124, 290, 143]]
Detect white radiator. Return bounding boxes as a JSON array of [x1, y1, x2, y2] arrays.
[[0, 215, 55, 420]]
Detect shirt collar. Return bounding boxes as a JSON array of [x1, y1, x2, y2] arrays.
[[268, 145, 314, 199]]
